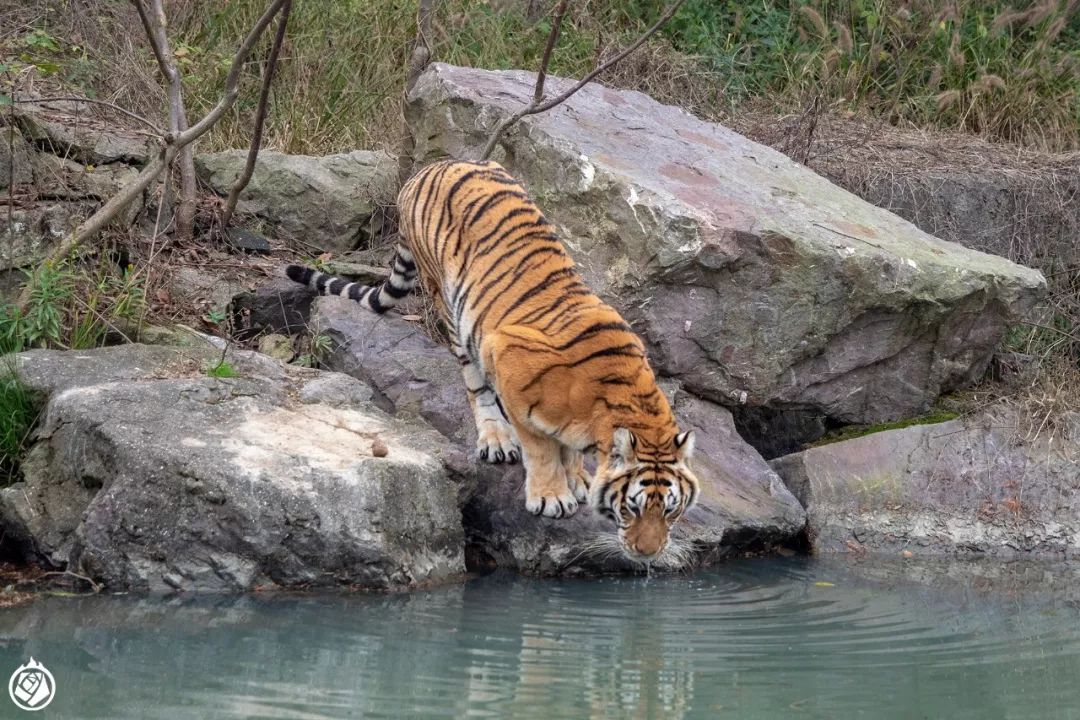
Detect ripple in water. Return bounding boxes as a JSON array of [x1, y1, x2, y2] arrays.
[[2, 556, 1079, 719]]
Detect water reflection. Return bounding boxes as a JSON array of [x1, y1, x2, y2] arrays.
[[0, 557, 1079, 719]]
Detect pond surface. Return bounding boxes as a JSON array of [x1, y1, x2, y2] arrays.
[[1, 556, 1079, 719]]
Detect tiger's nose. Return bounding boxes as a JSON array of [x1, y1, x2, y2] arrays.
[[631, 539, 665, 558]]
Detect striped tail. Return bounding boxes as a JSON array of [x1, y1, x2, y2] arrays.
[[285, 244, 417, 314]]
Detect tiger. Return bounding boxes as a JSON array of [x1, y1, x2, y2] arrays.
[[286, 159, 700, 562]]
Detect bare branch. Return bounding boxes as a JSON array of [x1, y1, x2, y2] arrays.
[[16, 0, 289, 311], [6, 84, 14, 241], [399, 0, 438, 186], [14, 97, 162, 134], [221, 0, 292, 230], [533, 0, 570, 105], [181, 0, 290, 144], [478, 0, 686, 161], [40, 570, 103, 593], [134, 0, 197, 240]]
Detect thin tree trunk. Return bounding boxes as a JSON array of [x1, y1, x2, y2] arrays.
[[134, 0, 197, 240], [221, 0, 292, 230]]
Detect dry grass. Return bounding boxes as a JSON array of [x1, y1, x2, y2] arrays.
[[0, 0, 167, 127], [939, 353, 1080, 451]]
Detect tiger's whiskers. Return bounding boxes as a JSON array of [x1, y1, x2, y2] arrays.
[[563, 533, 696, 573]]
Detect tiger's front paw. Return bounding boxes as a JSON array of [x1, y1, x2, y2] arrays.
[[525, 489, 579, 519], [476, 421, 520, 465], [566, 466, 591, 503]]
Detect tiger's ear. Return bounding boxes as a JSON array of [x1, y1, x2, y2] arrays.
[[674, 430, 695, 462], [610, 427, 637, 465]]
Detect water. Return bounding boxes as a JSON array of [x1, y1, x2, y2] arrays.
[[2, 557, 1080, 719]]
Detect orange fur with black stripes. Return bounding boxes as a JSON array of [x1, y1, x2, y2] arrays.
[[287, 160, 700, 562]]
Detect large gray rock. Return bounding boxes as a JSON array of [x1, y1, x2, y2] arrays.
[[15, 104, 152, 166], [32, 153, 140, 202], [406, 64, 1046, 432], [770, 408, 1080, 558], [0, 203, 87, 271], [313, 297, 807, 574], [196, 149, 398, 253], [0, 344, 466, 592], [0, 105, 145, 274]]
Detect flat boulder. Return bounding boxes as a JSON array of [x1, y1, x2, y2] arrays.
[[406, 63, 1046, 433], [196, 149, 398, 253], [0, 344, 466, 592], [15, 101, 151, 166], [313, 297, 806, 574], [770, 407, 1080, 558]]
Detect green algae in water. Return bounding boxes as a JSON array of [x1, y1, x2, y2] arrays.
[[1, 556, 1079, 719]]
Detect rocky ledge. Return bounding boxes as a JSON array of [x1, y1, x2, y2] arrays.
[[771, 408, 1080, 559], [0, 341, 806, 592]]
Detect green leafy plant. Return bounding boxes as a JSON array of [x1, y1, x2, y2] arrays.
[[205, 360, 238, 378], [204, 309, 228, 326], [294, 333, 332, 368], [0, 259, 146, 353]]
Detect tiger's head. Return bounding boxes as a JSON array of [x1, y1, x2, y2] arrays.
[[589, 427, 700, 563]]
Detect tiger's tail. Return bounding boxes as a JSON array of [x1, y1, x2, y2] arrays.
[[284, 243, 417, 314]]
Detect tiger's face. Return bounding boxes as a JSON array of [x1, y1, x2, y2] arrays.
[[589, 428, 700, 563]]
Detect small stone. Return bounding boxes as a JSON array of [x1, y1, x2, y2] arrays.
[[226, 227, 273, 254], [162, 573, 185, 591], [901, 550, 914, 558], [371, 439, 388, 458], [135, 324, 199, 347], [257, 333, 294, 362]]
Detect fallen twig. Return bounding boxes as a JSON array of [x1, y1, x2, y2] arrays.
[[40, 570, 103, 593]]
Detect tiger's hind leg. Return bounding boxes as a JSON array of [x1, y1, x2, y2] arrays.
[[561, 446, 590, 503], [459, 351, 520, 464]]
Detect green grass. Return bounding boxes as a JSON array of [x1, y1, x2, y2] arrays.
[[8, 1, 1077, 151], [162, 0, 1080, 153], [627, 0, 1080, 150], [166, 0, 687, 153], [809, 410, 961, 448], [205, 360, 238, 379], [0, 363, 40, 485]]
